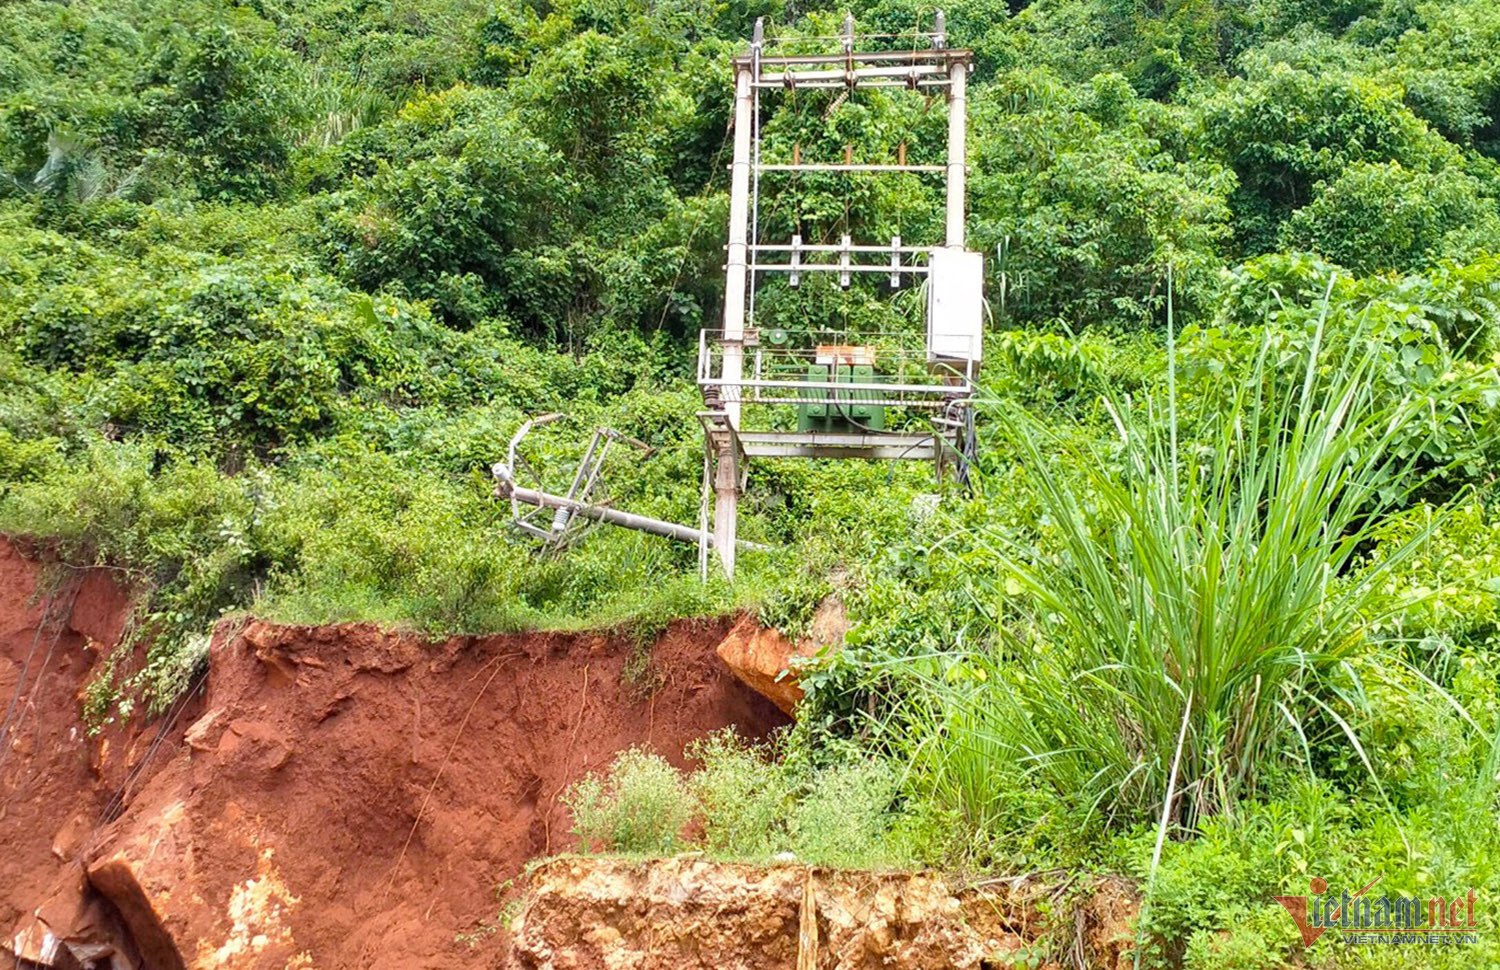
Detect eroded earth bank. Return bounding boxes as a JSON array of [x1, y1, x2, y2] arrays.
[[0, 537, 789, 968], [1, 538, 1135, 969]]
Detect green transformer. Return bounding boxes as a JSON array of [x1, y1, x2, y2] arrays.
[[797, 363, 886, 433]]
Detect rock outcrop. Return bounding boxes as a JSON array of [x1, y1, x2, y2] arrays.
[[508, 856, 1139, 970], [715, 595, 849, 714]]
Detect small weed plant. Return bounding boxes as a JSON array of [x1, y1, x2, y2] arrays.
[[564, 732, 914, 869]]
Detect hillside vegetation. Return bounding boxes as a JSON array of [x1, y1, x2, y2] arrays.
[[3, 0, 1500, 966]]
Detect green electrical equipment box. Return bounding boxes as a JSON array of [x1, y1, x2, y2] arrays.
[[798, 359, 886, 433]]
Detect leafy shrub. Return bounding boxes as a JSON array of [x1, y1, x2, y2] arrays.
[[144, 23, 306, 202], [786, 760, 909, 869], [0, 4, 303, 205], [320, 93, 572, 328], [563, 732, 916, 869], [1197, 65, 1462, 253], [565, 748, 696, 854], [1279, 161, 1500, 273], [970, 70, 1235, 328], [687, 730, 791, 858], [1194, 252, 1500, 495], [1124, 801, 1308, 970], [132, 630, 211, 715], [1363, 498, 1500, 649], [1179, 919, 1284, 970], [1386, 0, 1500, 157]]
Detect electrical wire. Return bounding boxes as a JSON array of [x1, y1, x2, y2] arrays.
[[650, 97, 737, 336], [0, 574, 87, 789]]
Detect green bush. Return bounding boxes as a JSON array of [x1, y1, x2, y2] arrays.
[[1197, 65, 1463, 253], [786, 760, 909, 869], [688, 730, 791, 858], [0, 3, 304, 205], [1279, 161, 1500, 273], [565, 748, 696, 855], [969, 69, 1235, 328], [1363, 497, 1500, 650], [562, 732, 918, 869]]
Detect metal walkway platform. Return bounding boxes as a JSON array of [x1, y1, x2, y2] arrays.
[[739, 432, 942, 460]]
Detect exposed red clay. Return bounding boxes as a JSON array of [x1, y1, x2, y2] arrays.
[[0, 537, 789, 969], [0, 538, 148, 967]]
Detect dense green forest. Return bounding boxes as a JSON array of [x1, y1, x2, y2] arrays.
[[3, 0, 1499, 965]]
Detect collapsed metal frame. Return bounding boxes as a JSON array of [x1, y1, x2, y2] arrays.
[[700, 13, 980, 579], [492, 414, 769, 553]]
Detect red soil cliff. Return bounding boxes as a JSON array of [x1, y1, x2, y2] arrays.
[[0, 538, 788, 969]]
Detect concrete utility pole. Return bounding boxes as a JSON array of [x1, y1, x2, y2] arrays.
[[945, 59, 967, 249], [715, 31, 759, 579]]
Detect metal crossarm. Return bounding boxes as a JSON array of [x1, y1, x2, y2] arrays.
[[753, 164, 945, 172]]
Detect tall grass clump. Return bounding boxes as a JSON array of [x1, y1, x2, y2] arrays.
[[905, 294, 1483, 839]]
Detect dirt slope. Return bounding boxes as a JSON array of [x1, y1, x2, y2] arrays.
[[0, 538, 788, 969], [0, 540, 148, 965]]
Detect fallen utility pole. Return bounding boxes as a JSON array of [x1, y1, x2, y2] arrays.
[[492, 466, 768, 551]]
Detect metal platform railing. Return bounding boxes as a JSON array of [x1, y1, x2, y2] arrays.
[[696, 328, 977, 408]]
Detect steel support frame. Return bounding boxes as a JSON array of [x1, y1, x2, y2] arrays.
[[498, 483, 767, 552], [706, 22, 974, 580]]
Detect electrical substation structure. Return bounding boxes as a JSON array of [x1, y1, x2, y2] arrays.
[[697, 13, 985, 578], [494, 14, 984, 577]]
